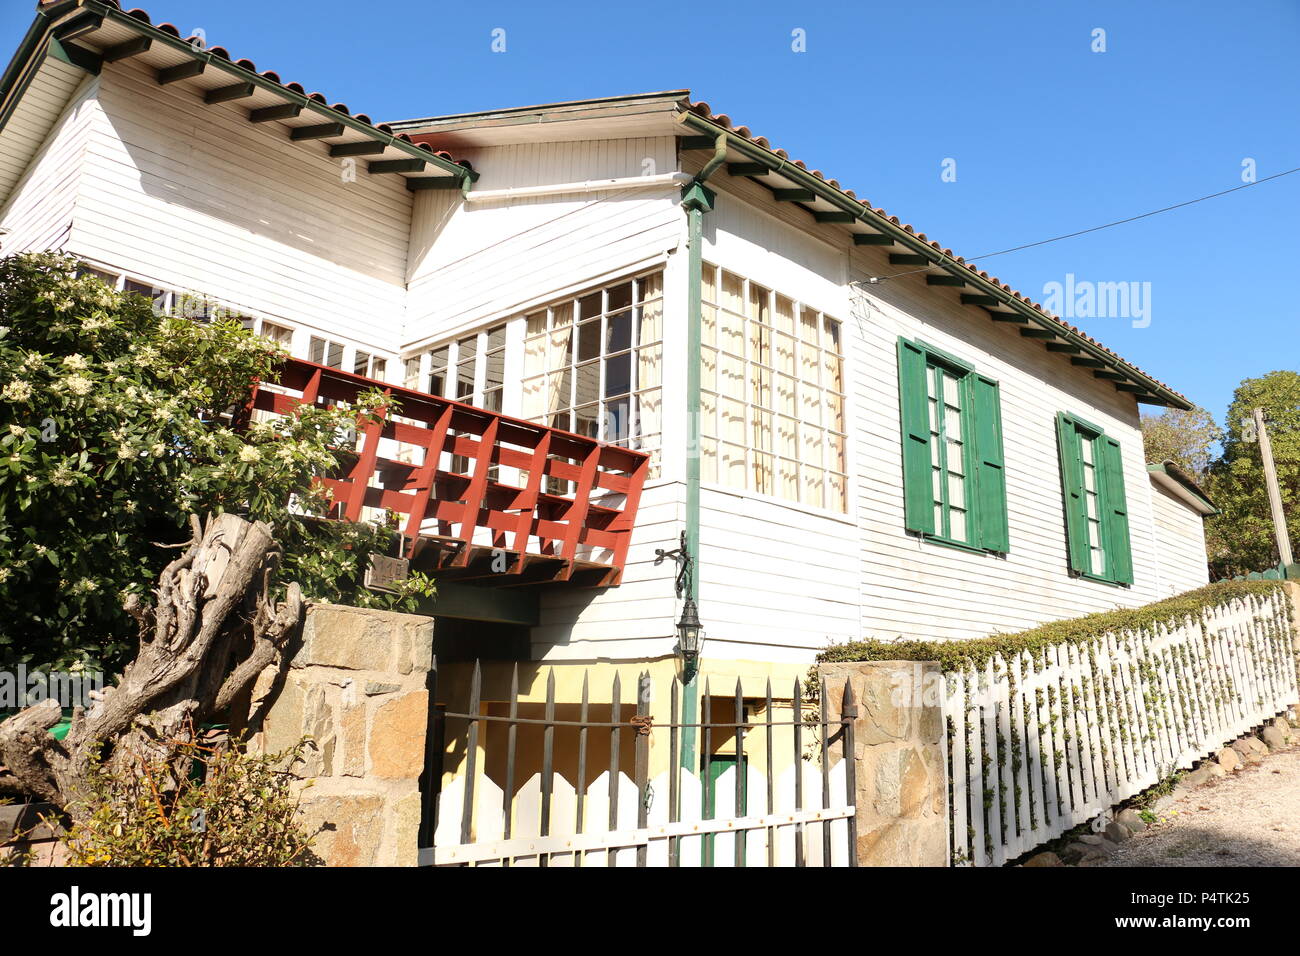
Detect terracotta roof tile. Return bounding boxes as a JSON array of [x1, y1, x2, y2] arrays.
[[681, 96, 1187, 402]]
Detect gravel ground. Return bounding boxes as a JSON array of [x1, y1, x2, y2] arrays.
[[1102, 743, 1300, 867]]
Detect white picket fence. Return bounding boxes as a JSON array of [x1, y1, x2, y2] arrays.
[[943, 587, 1296, 866], [425, 760, 852, 867]]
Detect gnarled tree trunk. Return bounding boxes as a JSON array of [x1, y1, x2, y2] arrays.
[[0, 513, 303, 817]]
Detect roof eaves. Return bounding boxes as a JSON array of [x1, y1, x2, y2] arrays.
[[674, 104, 1192, 411], [1148, 461, 1218, 515], [387, 90, 692, 131], [60, 1, 477, 184], [0, 2, 78, 105]]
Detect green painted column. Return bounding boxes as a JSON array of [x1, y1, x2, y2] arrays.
[[679, 180, 715, 772]]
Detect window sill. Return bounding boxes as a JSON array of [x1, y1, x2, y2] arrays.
[[1073, 571, 1131, 589], [699, 480, 856, 526], [914, 532, 1005, 558]]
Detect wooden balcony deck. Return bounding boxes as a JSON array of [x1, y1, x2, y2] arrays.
[[243, 359, 650, 588]]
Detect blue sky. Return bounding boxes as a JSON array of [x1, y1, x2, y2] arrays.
[[4, 0, 1297, 423]]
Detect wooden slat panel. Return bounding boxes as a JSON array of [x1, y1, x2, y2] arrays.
[[250, 358, 648, 583]]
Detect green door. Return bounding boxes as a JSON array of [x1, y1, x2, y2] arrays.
[[702, 753, 747, 866]]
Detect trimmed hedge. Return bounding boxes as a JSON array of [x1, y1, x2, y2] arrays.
[[818, 580, 1290, 673]]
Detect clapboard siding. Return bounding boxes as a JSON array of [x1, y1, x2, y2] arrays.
[[66, 56, 410, 350], [1149, 484, 1211, 597], [848, 241, 1162, 640], [0, 72, 96, 253], [0, 52, 91, 205], [403, 138, 680, 349], [697, 486, 860, 662], [698, 173, 1176, 647], [532, 481, 682, 660]]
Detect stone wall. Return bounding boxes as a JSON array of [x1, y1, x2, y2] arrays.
[[0, 800, 66, 865], [819, 660, 948, 867], [246, 602, 435, 867]]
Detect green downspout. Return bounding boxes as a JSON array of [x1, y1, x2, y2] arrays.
[[677, 135, 724, 772]]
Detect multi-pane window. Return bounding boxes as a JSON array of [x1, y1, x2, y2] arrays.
[[521, 271, 663, 475], [1056, 413, 1133, 584], [896, 338, 1008, 552], [309, 335, 344, 370], [426, 346, 449, 398], [260, 322, 293, 349], [1081, 435, 1104, 575], [455, 333, 477, 402], [406, 326, 509, 473], [699, 264, 847, 511], [353, 350, 387, 381], [927, 363, 969, 542]]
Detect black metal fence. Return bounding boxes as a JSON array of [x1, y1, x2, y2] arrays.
[[418, 659, 858, 867]]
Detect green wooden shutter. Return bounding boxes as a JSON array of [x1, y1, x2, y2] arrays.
[[896, 338, 934, 535], [1056, 414, 1089, 574], [1099, 435, 1134, 584], [970, 375, 1009, 552]]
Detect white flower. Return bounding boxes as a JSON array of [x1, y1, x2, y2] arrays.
[[238, 445, 262, 463], [0, 567, 10, 584], [2, 379, 32, 402], [150, 443, 165, 457], [61, 354, 89, 371], [8, 424, 24, 437], [64, 375, 93, 396], [117, 445, 135, 460]]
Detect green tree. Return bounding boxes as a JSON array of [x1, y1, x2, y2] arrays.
[[0, 252, 431, 673], [1206, 370, 1300, 577], [1140, 406, 1221, 478]]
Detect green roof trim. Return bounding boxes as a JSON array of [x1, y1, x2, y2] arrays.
[[1147, 461, 1218, 515], [0, 1, 78, 104]]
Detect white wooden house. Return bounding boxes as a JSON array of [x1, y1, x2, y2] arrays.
[[0, 3, 1216, 758]]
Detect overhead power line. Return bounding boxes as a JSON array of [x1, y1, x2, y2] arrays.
[[866, 164, 1300, 283]]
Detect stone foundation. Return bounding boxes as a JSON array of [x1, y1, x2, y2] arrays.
[[246, 602, 434, 867], [819, 660, 948, 866]]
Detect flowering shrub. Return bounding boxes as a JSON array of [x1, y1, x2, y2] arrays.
[[0, 252, 433, 672]]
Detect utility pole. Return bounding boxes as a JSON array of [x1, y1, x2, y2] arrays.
[[1253, 407, 1294, 567]]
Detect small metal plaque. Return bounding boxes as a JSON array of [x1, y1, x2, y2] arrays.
[[364, 553, 410, 593]]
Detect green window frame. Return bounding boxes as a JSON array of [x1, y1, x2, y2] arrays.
[[896, 338, 1009, 553], [1055, 412, 1133, 585]]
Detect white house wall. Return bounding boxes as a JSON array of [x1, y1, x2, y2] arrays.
[[846, 242, 1163, 641], [699, 167, 1170, 650], [403, 137, 680, 349], [532, 482, 682, 662], [0, 71, 95, 255], [66, 56, 411, 356], [1149, 484, 1212, 598], [697, 186, 862, 661]]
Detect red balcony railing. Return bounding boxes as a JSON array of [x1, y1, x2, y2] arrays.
[[243, 358, 650, 587]]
